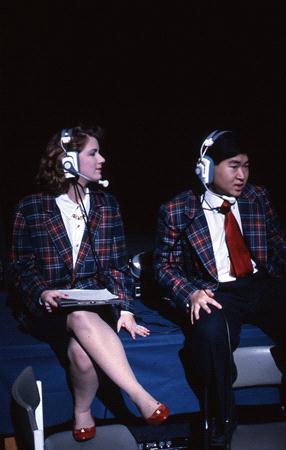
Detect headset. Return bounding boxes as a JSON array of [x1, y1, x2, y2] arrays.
[[59, 130, 112, 292], [61, 128, 80, 179], [195, 130, 231, 185], [60, 128, 109, 187]]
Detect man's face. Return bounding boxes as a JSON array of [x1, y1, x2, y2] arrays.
[[212, 153, 249, 197]]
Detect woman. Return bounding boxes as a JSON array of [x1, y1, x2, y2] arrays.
[[9, 124, 169, 441]]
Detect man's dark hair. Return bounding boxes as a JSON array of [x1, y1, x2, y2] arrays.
[[207, 132, 248, 165]]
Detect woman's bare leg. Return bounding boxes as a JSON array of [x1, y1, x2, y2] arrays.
[[67, 310, 162, 418], [68, 337, 99, 428]]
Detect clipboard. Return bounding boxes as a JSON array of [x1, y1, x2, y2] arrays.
[[58, 289, 124, 308]]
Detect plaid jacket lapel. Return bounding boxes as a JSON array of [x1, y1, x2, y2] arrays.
[[43, 197, 74, 272], [74, 192, 103, 272], [238, 189, 267, 267], [184, 197, 218, 280]]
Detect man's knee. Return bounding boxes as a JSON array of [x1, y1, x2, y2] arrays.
[[192, 309, 226, 342]]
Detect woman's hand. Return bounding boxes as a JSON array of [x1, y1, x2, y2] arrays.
[[40, 290, 69, 313], [117, 314, 150, 340]]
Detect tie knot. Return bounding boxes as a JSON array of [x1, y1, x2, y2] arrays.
[[219, 200, 231, 214]]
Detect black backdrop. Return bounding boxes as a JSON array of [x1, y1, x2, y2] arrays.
[[2, 4, 286, 242]]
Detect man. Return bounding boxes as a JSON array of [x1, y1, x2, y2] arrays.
[[154, 130, 286, 447]]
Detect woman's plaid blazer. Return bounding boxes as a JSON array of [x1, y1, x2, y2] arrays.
[[9, 189, 134, 317]]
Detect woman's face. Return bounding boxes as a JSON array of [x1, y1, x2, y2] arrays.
[[78, 136, 105, 184]]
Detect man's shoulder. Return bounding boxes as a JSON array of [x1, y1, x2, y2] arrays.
[[161, 189, 200, 213], [241, 183, 269, 200]]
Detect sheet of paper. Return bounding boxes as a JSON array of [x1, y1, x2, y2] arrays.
[[58, 289, 118, 301]]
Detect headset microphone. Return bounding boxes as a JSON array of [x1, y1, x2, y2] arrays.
[[98, 179, 109, 188], [77, 173, 109, 188], [64, 165, 109, 188]]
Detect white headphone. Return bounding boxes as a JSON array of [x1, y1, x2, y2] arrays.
[[60, 128, 109, 187], [60, 129, 80, 179], [195, 130, 231, 185]]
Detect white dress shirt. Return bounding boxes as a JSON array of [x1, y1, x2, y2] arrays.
[[56, 191, 132, 315], [56, 192, 90, 268], [201, 190, 257, 282]]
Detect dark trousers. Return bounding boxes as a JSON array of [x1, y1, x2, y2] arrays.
[[185, 272, 286, 424]]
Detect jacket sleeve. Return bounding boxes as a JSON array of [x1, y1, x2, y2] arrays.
[[9, 206, 50, 316], [154, 203, 205, 311], [260, 187, 286, 273]]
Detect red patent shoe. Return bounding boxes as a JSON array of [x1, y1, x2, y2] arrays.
[[73, 421, 96, 442], [145, 403, 170, 425]]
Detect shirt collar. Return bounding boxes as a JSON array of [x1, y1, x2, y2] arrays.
[[203, 189, 236, 209], [56, 188, 90, 220]]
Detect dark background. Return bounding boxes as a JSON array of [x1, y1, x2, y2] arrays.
[[2, 4, 286, 242]]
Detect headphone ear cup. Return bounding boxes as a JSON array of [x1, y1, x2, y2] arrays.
[[62, 151, 79, 178], [195, 155, 214, 184]]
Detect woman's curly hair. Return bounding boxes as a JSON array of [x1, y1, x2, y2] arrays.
[[36, 124, 104, 195]]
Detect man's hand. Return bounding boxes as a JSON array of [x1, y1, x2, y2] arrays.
[[189, 289, 222, 324]]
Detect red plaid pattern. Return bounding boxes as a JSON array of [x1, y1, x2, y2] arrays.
[[154, 184, 286, 311], [9, 190, 135, 316]]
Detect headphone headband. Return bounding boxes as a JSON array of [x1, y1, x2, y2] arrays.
[[201, 130, 231, 154], [60, 128, 73, 145]]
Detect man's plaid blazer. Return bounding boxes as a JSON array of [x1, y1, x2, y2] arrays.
[[9, 189, 134, 317], [154, 183, 286, 311]]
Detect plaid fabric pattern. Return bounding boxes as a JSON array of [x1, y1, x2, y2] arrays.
[[154, 184, 286, 311], [9, 190, 135, 316]]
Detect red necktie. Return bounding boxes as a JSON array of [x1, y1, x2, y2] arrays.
[[220, 200, 253, 278]]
